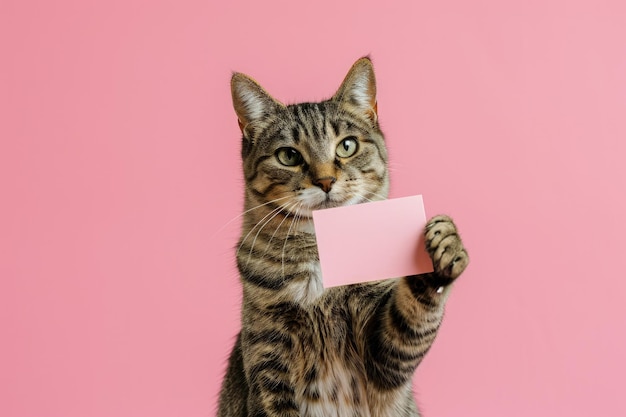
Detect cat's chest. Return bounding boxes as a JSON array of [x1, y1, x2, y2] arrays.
[[288, 261, 324, 305], [298, 362, 370, 417], [295, 329, 404, 417]]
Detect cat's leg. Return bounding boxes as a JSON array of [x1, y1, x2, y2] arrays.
[[218, 334, 249, 417], [242, 325, 300, 417], [363, 215, 468, 390]]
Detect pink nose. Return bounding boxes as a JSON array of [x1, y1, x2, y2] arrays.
[[315, 176, 336, 193]]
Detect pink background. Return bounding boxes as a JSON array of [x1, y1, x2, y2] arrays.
[[1, 1, 625, 416]]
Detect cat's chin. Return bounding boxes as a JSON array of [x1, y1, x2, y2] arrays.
[[298, 195, 365, 218]]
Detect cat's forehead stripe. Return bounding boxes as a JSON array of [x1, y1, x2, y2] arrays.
[[297, 104, 324, 142], [329, 119, 341, 138], [291, 126, 301, 144]]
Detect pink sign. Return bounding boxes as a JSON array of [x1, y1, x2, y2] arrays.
[[312, 195, 434, 288]]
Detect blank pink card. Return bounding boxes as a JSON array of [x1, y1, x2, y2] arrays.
[[312, 195, 434, 288]]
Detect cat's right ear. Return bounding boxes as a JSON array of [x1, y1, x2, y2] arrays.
[[331, 57, 378, 124], [231, 73, 284, 135]]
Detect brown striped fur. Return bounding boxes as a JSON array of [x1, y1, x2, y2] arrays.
[[218, 57, 469, 417]]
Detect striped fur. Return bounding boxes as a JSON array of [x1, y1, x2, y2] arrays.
[[218, 57, 469, 417]]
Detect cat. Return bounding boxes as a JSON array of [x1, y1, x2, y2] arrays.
[[218, 57, 469, 417]]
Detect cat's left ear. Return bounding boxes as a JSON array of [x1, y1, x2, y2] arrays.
[[231, 73, 285, 135], [331, 57, 378, 124]]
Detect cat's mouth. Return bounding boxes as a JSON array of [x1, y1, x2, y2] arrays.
[[291, 187, 367, 219], [315, 199, 344, 210], [296, 195, 364, 218]]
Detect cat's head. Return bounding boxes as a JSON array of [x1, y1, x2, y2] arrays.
[[231, 57, 389, 219]]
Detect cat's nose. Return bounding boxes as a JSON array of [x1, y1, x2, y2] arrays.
[[315, 176, 336, 193]]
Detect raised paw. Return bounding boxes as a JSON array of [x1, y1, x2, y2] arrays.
[[425, 215, 469, 282]]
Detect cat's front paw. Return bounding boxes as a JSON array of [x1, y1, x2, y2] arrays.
[[425, 215, 469, 283]]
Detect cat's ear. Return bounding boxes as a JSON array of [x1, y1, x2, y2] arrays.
[[231, 73, 285, 134], [332, 57, 378, 123]]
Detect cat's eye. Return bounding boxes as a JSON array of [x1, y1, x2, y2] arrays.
[[336, 137, 359, 158], [276, 147, 304, 166]]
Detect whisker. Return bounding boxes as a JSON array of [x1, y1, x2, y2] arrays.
[[262, 201, 299, 256], [236, 202, 289, 259], [246, 201, 298, 265], [364, 190, 388, 201], [281, 202, 302, 277], [352, 190, 387, 203], [212, 194, 293, 238], [244, 201, 297, 266]]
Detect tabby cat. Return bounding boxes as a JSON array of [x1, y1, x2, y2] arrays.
[[218, 57, 469, 417]]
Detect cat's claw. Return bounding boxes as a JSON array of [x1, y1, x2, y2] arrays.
[[425, 215, 469, 281]]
